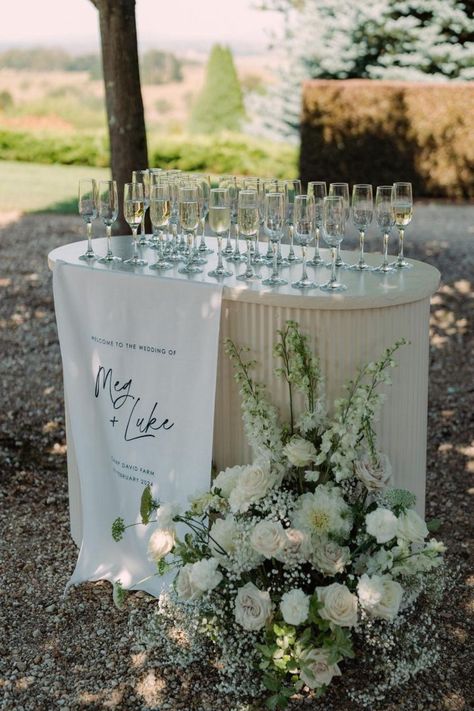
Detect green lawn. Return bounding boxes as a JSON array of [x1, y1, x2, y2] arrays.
[[0, 160, 110, 213]]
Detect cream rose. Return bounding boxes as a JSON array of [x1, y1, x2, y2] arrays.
[[365, 508, 398, 544], [354, 453, 392, 492], [280, 588, 310, 626], [317, 583, 358, 628], [209, 515, 238, 562], [212, 465, 246, 498], [250, 520, 285, 559], [176, 564, 201, 600], [275, 528, 311, 564], [228, 461, 275, 513], [357, 574, 403, 620], [147, 528, 175, 562], [156, 502, 180, 529], [397, 509, 429, 544], [313, 537, 351, 576], [188, 558, 222, 593], [234, 582, 272, 631], [283, 437, 317, 468], [299, 647, 342, 689]]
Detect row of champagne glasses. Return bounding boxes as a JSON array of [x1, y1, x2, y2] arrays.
[[78, 175, 413, 289]]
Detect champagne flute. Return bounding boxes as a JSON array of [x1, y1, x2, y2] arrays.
[[244, 177, 266, 265], [262, 192, 287, 287], [132, 169, 150, 246], [372, 186, 396, 273], [178, 185, 201, 274], [306, 181, 326, 266], [391, 182, 413, 269], [123, 182, 146, 267], [328, 183, 350, 268], [218, 175, 238, 256], [236, 190, 260, 282], [320, 196, 347, 292], [195, 173, 213, 255], [97, 180, 120, 264], [349, 184, 373, 271], [262, 179, 279, 263], [208, 188, 233, 278], [292, 194, 316, 289], [284, 179, 302, 264], [78, 179, 98, 261], [149, 183, 173, 271]]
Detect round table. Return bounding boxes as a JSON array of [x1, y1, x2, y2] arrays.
[[49, 235, 439, 539]]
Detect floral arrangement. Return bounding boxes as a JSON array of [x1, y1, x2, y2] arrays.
[[113, 322, 446, 709]]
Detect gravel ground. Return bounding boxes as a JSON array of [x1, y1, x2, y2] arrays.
[[0, 207, 473, 711]]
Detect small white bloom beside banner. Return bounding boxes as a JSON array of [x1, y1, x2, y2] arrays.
[[53, 262, 223, 596]]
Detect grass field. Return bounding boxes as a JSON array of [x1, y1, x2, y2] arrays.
[[0, 160, 110, 213]]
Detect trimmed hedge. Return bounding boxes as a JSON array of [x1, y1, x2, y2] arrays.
[[0, 129, 109, 167], [300, 80, 474, 199]]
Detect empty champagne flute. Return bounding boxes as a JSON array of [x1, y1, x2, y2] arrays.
[[349, 184, 373, 270], [208, 188, 233, 278], [218, 175, 238, 256], [292, 194, 316, 289], [284, 179, 302, 264], [132, 170, 150, 246], [306, 181, 326, 266], [97, 180, 120, 264], [236, 190, 260, 282], [328, 182, 350, 268], [262, 192, 287, 287], [149, 183, 172, 271], [78, 179, 98, 261], [391, 182, 413, 269], [244, 177, 266, 265], [123, 182, 146, 267], [195, 174, 213, 255], [178, 185, 201, 274], [372, 186, 396, 273], [320, 196, 347, 292]]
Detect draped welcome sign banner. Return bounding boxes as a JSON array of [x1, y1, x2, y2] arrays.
[[53, 263, 223, 596]]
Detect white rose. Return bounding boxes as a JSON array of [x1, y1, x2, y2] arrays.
[[156, 502, 180, 529], [317, 583, 358, 628], [283, 437, 317, 468], [365, 508, 398, 544], [313, 537, 351, 576], [176, 564, 201, 600], [354, 453, 392, 492], [280, 588, 310, 626], [250, 520, 285, 558], [147, 528, 175, 562], [188, 558, 222, 593], [275, 528, 311, 564], [228, 461, 275, 513], [209, 515, 238, 562], [212, 465, 246, 498], [234, 582, 272, 631], [397, 509, 429, 544], [299, 647, 342, 689], [358, 574, 403, 620]]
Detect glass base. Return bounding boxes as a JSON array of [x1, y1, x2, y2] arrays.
[[348, 261, 373, 271], [208, 267, 233, 278], [79, 252, 97, 261], [222, 244, 234, 256], [226, 252, 247, 263], [306, 256, 324, 267], [178, 264, 203, 274], [236, 272, 260, 282], [320, 280, 347, 292], [287, 254, 302, 264], [373, 263, 396, 274], [192, 255, 208, 265], [390, 259, 412, 269], [277, 257, 290, 267], [168, 253, 183, 262], [149, 260, 173, 271], [262, 275, 288, 286], [98, 254, 122, 264], [326, 259, 349, 269], [138, 239, 150, 247], [198, 246, 214, 255], [252, 254, 267, 265], [291, 278, 317, 290], [124, 257, 148, 267]]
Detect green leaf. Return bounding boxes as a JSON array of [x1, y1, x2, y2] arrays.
[[111, 517, 125, 542], [140, 486, 153, 525], [263, 675, 281, 692], [427, 517, 442, 533], [112, 580, 126, 609]]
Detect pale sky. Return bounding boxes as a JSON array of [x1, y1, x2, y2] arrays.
[[0, 0, 283, 53]]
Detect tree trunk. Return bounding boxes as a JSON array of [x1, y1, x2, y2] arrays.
[[90, 0, 148, 233]]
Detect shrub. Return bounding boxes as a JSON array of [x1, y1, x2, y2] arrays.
[[300, 79, 474, 199], [0, 129, 109, 167]]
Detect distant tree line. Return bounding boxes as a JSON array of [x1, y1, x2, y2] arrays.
[[0, 47, 183, 84]]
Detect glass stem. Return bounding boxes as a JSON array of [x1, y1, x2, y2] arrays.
[[200, 217, 206, 246], [106, 224, 112, 257], [336, 244, 342, 265], [186, 231, 194, 268], [141, 213, 146, 242], [157, 230, 164, 260], [86, 221, 93, 253], [217, 235, 224, 270], [359, 230, 365, 265], [234, 224, 241, 256], [226, 226, 232, 251], [383, 232, 389, 267], [288, 224, 295, 258], [271, 241, 279, 279], [132, 227, 138, 261], [331, 247, 337, 283], [245, 238, 254, 278], [398, 228, 405, 264], [301, 244, 308, 282], [315, 227, 321, 259], [171, 223, 179, 255]]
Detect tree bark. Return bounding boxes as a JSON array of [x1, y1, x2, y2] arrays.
[[90, 0, 148, 232]]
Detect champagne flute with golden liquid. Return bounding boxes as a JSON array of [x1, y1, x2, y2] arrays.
[[391, 182, 413, 269], [123, 182, 146, 267]]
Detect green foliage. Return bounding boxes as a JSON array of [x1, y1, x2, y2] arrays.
[[140, 50, 183, 84], [111, 517, 126, 542], [140, 485, 153, 525], [189, 44, 245, 134], [0, 129, 109, 167], [0, 91, 13, 112], [112, 580, 127, 609]]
